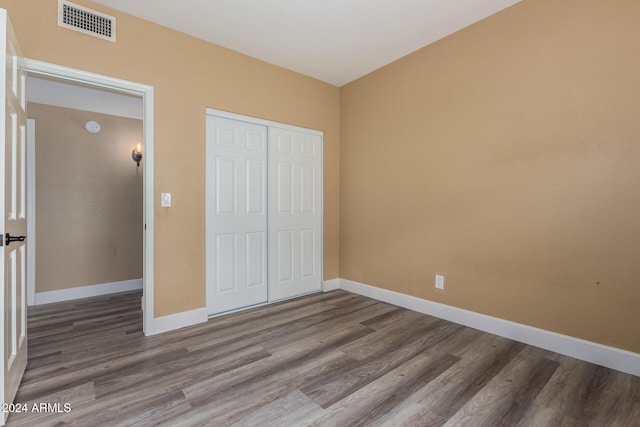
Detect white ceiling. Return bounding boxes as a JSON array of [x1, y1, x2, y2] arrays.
[[92, 0, 521, 87], [27, 75, 143, 120]]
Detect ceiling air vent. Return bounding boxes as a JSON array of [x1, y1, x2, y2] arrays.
[[58, 0, 116, 42]]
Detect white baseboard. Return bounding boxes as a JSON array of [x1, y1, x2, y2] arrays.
[[322, 279, 340, 292], [338, 278, 640, 378], [34, 279, 143, 305], [152, 307, 208, 335]]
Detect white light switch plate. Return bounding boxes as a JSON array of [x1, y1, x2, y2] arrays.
[[161, 192, 172, 207]]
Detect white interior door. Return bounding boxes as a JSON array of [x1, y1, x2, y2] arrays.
[[269, 127, 322, 301], [206, 116, 268, 315], [0, 9, 27, 424]]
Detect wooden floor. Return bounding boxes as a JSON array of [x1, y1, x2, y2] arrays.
[[6, 290, 640, 426]]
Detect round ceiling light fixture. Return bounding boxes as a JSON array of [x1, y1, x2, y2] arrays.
[[85, 120, 101, 133]]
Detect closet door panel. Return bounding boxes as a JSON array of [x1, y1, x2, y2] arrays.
[[269, 128, 322, 301], [206, 116, 268, 315]]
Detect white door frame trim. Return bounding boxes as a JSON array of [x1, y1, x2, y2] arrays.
[[23, 59, 155, 335], [26, 118, 35, 307]]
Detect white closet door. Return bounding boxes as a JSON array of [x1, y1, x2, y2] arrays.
[[206, 116, 268, 315], [269, 127, 322, 301]]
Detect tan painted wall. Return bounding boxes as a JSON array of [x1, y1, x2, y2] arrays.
[[29, 103, 143, 293], [0, 0, 341, 316], [340, 0, 640, 353]]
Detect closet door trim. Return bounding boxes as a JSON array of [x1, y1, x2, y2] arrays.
[[205, 108, 323, 137]]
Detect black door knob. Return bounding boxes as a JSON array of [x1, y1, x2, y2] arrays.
[[5, 233, 26, 246]]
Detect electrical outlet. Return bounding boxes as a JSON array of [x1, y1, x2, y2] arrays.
[[435, 274, 445, 290]]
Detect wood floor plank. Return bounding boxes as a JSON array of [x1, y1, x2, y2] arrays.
[[437, 340, 527, 420], [229, 390, 323, 427], [17, 344, 187, 401], [578, 365, 638, 427], [307, 351, 460, 427], [301, 320, 461, 408], [93, 345, 272, 399], [27, 318, 141, 358], [183, 325, 374, 407], [7, 382, 96, 427], [28, 302, 140, 330], [339, 311, 442, 360], [29, 346, 270, 426], [66, 389, 189, 427], [259, 301, 397, 353], [359, 306, 425, 330], [184, 297, 380, 353], [6, 289, 639, 426], [23, 351, 62, 370], [364, 332, 512, 427], [443, 347, 560, 426], [516, 356, 597, 427], [619, 375, 640, 427], [168, 352, 358, 426]]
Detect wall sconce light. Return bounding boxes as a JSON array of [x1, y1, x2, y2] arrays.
[[132, 142, 143, 167]]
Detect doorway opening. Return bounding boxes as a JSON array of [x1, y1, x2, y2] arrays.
[[24, 59, 155, 335]]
